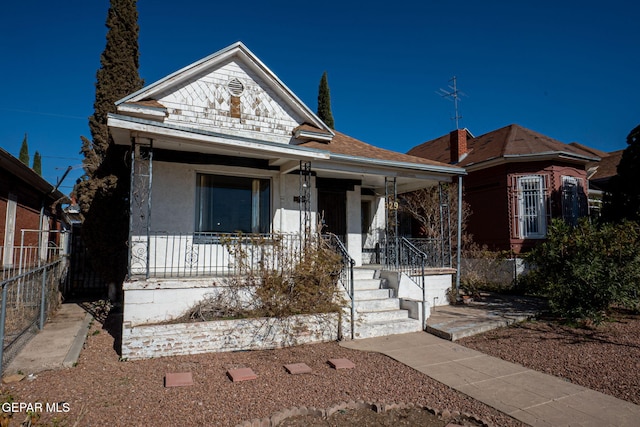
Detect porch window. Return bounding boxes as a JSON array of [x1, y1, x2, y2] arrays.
[[196, 174, 270, 234], [516, 175, 547, 239]]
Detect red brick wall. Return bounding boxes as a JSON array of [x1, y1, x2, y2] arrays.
[[464, 165, 511, 251], [1, 168, 61, 252], [464, 161, 589, 254]]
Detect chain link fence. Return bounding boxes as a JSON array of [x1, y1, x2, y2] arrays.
[[0, 258, 67, 373]]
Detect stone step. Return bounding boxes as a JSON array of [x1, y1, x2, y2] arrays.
[[354, 318, 423, 339], [353, 279, 383, 291], [354, 288, 393, 300], [352, 269, 378, 280], [357, 309, 413, 323], [355, 298, 400, 312]]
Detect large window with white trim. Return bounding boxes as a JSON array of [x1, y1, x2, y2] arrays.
[[195, 174, 270, 234], [516, 175, 547, 239]]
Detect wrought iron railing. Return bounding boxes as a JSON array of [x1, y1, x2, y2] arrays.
[[400, 237, 427, 329], [383, 237, 449, 270], [324, 233, 355, 339], [130, 232, 305, 279], [404, 238, 451, 268]]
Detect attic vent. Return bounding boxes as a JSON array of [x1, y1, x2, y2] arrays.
[[227, 78, 244, 96]]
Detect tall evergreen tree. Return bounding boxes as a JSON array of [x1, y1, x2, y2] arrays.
[[19, 133, 29, 166], [603, 124, 640, 222], [32, 151, 42, 176], [317, 71, 335, 129], [75, 0, 144, 289]]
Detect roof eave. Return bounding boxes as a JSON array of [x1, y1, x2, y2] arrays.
[[465, 151, 600, 172], [328, 153, 466, 177], [107, 113, 331, 161]]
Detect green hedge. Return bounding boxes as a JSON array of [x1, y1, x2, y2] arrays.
[[521, 219, 640, 322]]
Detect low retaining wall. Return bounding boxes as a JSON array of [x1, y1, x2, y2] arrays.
[[121, 313, 340, 360]]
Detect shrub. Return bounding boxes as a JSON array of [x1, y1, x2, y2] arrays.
[[181, 233, 345, 321], [521, 218, 640, 322]]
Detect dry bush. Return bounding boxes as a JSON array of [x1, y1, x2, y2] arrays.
[[179, 233, 345, 322]]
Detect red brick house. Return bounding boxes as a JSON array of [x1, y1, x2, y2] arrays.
[[407, 124, 599, 253], [0, 147, 66, 272]]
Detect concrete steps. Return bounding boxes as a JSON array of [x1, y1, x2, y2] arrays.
[[350, 267, 422, 340]]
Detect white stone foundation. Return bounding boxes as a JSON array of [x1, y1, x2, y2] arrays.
[[121, 313, 340, 360]]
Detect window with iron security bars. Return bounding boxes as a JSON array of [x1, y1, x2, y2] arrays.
[[513, 175, 549, 239], [561, 176, 587, 225]]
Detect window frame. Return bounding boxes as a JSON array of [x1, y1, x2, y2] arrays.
[[561, 175, 584, 225], [516, 175, 548, 239], [195, 173, 271, 235]]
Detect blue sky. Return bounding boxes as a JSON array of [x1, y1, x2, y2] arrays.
[[1, 1, 639, 194]]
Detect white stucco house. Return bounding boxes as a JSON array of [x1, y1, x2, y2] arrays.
[[108, 42, 465, 356]]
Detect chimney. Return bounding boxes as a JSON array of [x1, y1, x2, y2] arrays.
[[449, 129, 467, 163]]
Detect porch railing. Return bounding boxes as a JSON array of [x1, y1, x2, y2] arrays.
[[404, 238, 451, 268], [324, 233, 355, 339], [383, 237, 450, 270], [0, 258, 66, 373], [399, 237, 427, 330], [130, 232, 303, 279]]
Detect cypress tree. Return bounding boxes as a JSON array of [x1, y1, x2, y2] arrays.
[[32, 151, 42, 176], [75, 0, 144, 289], [19, 133, 29, 166], [603, 124, 640, 222], [317, 71, 335, 129]]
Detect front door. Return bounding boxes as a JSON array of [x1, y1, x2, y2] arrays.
[[317, 189, 346, 242]]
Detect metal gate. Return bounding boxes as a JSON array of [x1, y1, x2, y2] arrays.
[[63, 224, 107, 300]]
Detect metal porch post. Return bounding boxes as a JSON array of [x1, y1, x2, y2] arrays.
[[385, 177, 398, 268], [128, 138, 153, 279], [299, 161, 311, 246], [456, 175, 463, 294]]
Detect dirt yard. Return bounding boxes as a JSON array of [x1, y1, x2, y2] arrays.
[[2, 305, 638, 426]]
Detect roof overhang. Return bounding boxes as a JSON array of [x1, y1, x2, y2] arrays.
[[465, 151, 600, 172], [108, 114, 330, 164], [108, 114, 463, 191], [0, 147, 65, 202]]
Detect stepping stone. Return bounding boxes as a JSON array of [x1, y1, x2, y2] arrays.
[[328, 358, 355, 370], [284, 363, 312, 375], [227, 367, 257, 382], [164, 372, 193, 387]]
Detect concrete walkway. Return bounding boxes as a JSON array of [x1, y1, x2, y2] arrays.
[[426, 293, 545, 340], [341, 332, 640, 427], [4, 303, 91, 375]]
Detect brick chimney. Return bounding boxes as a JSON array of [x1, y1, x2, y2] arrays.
[[449, 129, 467, 163]]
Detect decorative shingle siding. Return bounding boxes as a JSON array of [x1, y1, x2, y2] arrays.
[[156, 59, 302, 144]]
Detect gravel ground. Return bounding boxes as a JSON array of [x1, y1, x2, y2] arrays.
[[3, 306, 638, 426], [1, 308, 524, 427], [458, 308, 640, 406]]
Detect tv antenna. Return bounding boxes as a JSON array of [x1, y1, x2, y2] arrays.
[[436, 76, 465, 129]]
